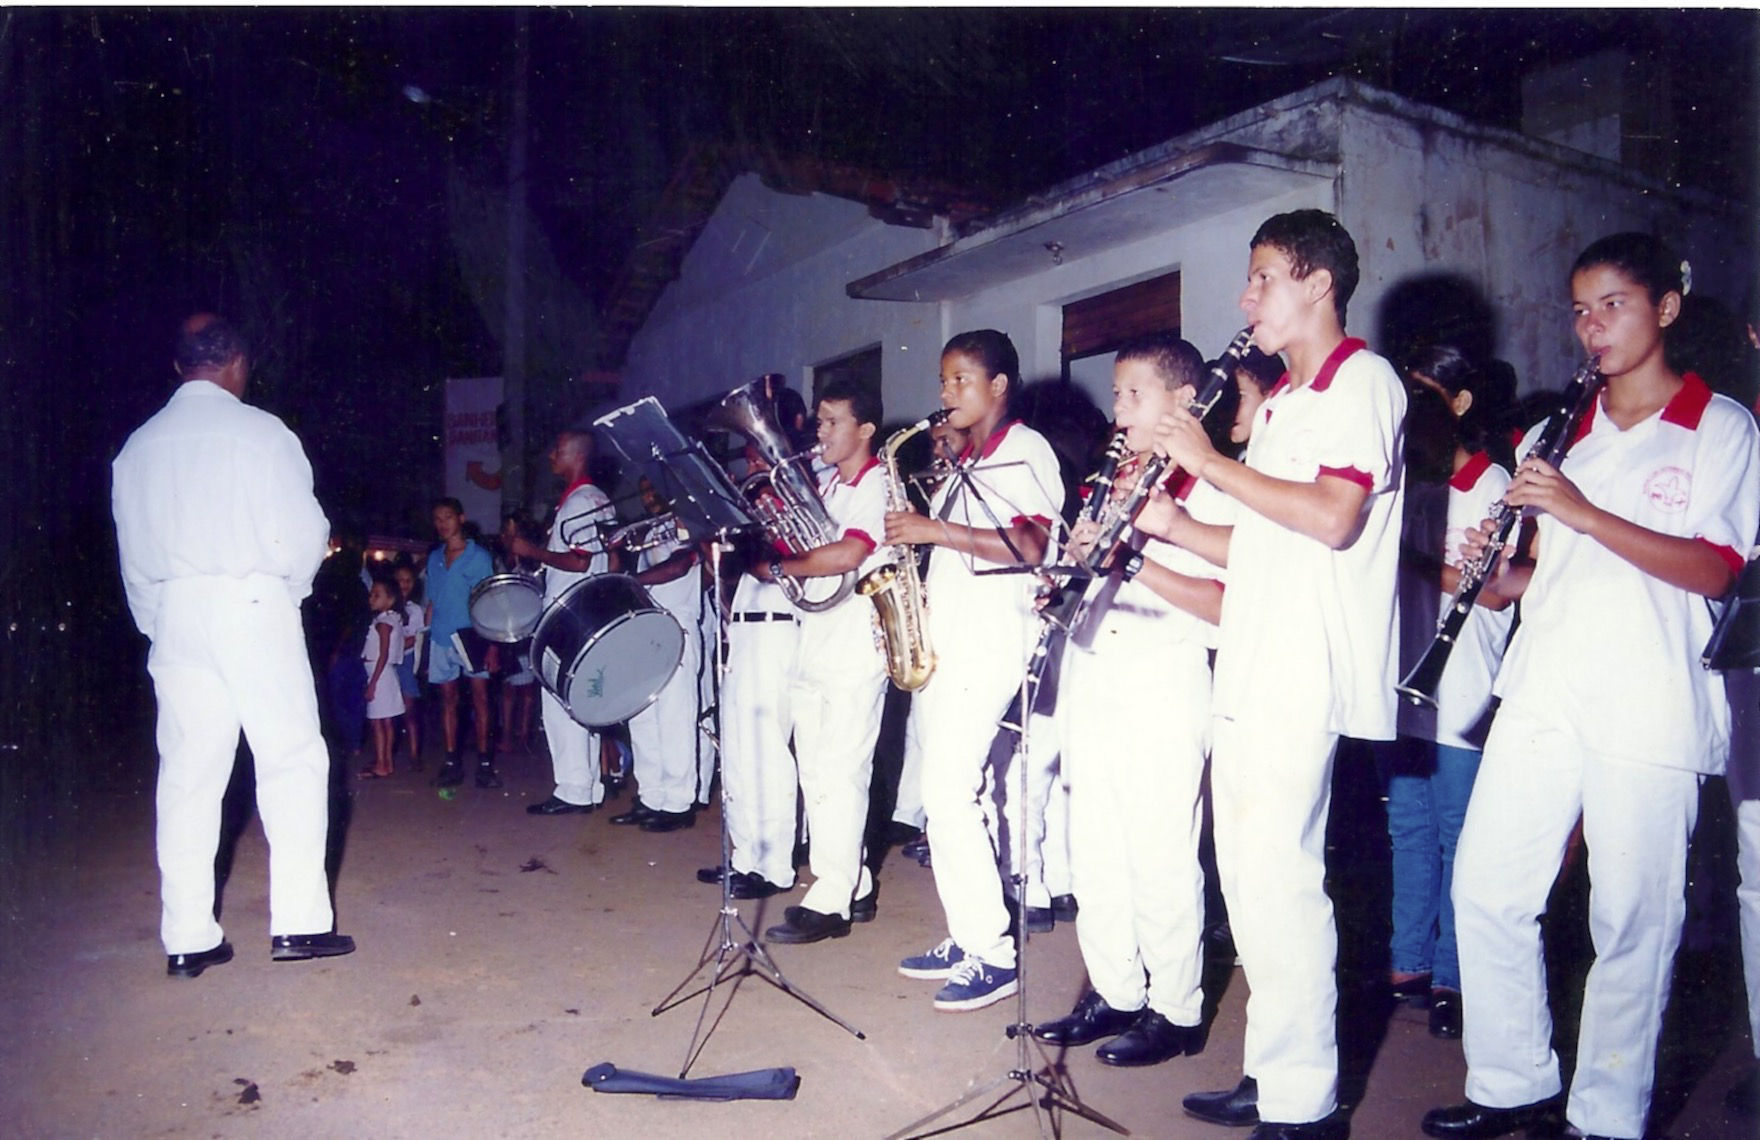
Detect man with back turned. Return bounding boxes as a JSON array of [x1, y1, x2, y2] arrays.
[[112, 313, 356, 978]]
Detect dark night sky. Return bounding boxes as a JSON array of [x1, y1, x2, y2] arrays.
[[1, 8, 1754, 666]]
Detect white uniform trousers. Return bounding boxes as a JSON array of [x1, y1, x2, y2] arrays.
[[539, 688, 601, 807], [892, 705, 925, 830], [1211, 713, 1340, 1125], [1064, 643, 1209, 1024], [1739, 795, 1760, 1060], [627, 617, 704, 814], [912, 648, 1026, 969], [696, 596, 720, 800], [1726, 667, 1760, 1058], [149, 575, 334, 954], [1455, 707, 1700, 1139], [793, 666, 885, 918], [989, 708, 1066, 910], [720, 616, 799, 887]]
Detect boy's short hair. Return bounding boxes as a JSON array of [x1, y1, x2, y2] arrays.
[[818, 376, 882, 432], [175, 316, 248, 373], [1251, 209, 1360, 326], [1115, 332, 1205, 391], [431, 496, 465, 517]]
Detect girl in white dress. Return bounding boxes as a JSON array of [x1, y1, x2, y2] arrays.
[[361, 576, 406, 777]]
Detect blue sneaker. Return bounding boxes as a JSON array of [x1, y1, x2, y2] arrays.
[[898, 937, 966, 980], [933, 956, 1018, 1011]]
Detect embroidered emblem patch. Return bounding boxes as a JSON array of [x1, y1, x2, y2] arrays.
[[1643, 466, 1691, 512]]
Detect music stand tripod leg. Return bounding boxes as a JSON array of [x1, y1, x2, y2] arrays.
[[647, 539, 864, 1078]]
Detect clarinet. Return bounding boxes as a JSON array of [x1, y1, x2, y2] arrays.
[[1021, 431, 1130, 689], [1081, 327, 1255, 575], [1396, 355, 1604, 707]]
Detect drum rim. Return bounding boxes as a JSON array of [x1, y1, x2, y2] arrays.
[[470, 572, 544, 643], [548, 606, 685, 728]]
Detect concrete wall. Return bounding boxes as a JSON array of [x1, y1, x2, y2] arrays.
[[622, 174, 942, 421]]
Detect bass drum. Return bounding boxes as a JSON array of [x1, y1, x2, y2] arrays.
[[469, 572, 544, 644], [531, 573, 684, 727]]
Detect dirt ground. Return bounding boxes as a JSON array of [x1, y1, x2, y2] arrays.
[[2, 740, 1754, 1140]]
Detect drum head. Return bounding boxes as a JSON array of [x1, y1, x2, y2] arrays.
[[553, 608, 685, 727], [470, 573, 543, 643]]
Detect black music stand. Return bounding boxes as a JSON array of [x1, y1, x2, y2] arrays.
[[885, 458, 1127, 1140], [594, 398, 865, 1078]]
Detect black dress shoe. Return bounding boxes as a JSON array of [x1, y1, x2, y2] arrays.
[[167, 941, 234, 979], [1428, 988, 1462, 1039], [764, 905, 851, 944], [474, 764, 504, 789], [434, 755, 465, 787], [639, 808, 695, 833], [608, 801, 655, 826], [1391, 972, 1433, 1005], [527, 795, 593, 816], [1096, 1009, 1203, 1066], [729, 872, 784, 900], [850, 885, 878, 923], [1248, 1117, 1349, 1140], [271, 932, 357, 962], [697, 864, 729, 884], [1050, 893, 1079, 923], [1420, 1098, 1562, 1139], [1184, 1076, 1259, 1127], [1033, 991, 1140, 1046], [900, 833, 930, 861]]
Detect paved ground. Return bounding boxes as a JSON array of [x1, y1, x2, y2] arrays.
[[2, 742, 1754, 1139]]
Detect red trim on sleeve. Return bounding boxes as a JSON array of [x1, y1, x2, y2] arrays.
[[1449, 451, 1493, 492], [1317, 465, 1374, 490], [1307, 338, 1367, 392], [1010, 515, 1054, 531], [1171, 471, 1199, 502], [1660, 373, 1713, 430], [1700, 537, 1746, 578], [845, 529, 878, 553]]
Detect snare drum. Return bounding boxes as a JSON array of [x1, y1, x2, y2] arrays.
[[531, 573, 684, 727], [469, 572, 544, 644]]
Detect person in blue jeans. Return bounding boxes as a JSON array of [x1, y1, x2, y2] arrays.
[[1382, 344, 1514, 1038]]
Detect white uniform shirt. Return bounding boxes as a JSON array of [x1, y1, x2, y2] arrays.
[[401, 598, 427, 660], [1070, 473, 1233, 655], [924, 420, 1066, 651], [1396, 453, 1515, 749], [795, 457, 888, 678], [1212, 339, 1406, 739], [543, 478, 615, 604], [639, 532, 703, 626], [1493, 374, 1760, 774], [112, 379, 330, 640]]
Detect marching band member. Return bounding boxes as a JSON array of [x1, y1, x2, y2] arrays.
[[505, 429, 618, 816], [1158, 210, 1405, 1140], [613, 479, 707, 833], [1424, 234, 1760, 1140], [763, 379, 891, 942], [886, 329, 1065, 1011], [1033, 332, 1226, 1066]]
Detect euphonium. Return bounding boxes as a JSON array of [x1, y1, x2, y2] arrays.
[[712, 375, 854, 613], [858, 410, 950, 691]]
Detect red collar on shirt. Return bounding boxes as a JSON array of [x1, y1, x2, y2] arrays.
[[836, 456, 881, 487], [1571, 370, 1715, 445], [961, 419, 1021, 462], [1307, 337, 1366, 393], [1449, 450, 1493, 491], [1659, 372, 1714, 430], [558, 476, 594, 507]]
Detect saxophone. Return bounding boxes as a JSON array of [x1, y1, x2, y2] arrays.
[[858, 410, 950, 691]]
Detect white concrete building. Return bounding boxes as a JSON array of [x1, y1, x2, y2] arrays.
[[621, 76, 1752, 428]]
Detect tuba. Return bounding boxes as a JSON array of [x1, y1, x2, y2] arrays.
[[712, 376, 855, 614], [858, 410, 949, 691]]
